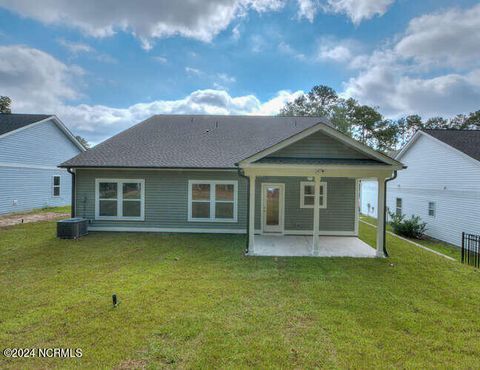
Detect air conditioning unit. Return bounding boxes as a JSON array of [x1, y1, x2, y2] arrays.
[[57, 218, 88, 239]]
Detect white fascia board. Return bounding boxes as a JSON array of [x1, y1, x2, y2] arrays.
[[50, 116, 87, 152]]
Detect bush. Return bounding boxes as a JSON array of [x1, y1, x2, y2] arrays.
[[389, 212, 427, 239]]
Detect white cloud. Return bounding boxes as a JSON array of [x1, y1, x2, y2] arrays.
[[58, 89, 303, 144], [185, 67, 203, 76], [57, 38, 117, 63], [323, 0, 395, 25], [0, 45, 82, 112], [296, 0, 319, 22], [0, 0, 285, 49], [0, 45, 300, 144], [394, 4, 480, 69], [57, 38, 94, 54], [343, 4, 480, 118], [152, 56, 168, 64], [278, 41, 306, 61]]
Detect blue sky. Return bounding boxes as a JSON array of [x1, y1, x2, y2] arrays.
[[0, 0, 479, 143]]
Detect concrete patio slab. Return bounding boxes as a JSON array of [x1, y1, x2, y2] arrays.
[[251, 235, 376, 257]]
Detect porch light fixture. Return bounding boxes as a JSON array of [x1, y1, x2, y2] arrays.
[[307, 177, 313, 181]]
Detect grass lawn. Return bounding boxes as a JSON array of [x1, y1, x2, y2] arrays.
[[360, 215, 461, 261], [1, 220, 479, 368]]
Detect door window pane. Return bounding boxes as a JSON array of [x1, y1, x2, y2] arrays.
[[100, 183, 117, 199], [99, 200, 117, 216], [192, 184, 210, 200], [266, 187, 280, 226], [215, 202, 234, 219], [123, 183, 141, 199]]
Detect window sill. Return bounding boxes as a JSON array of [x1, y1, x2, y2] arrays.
[[188, 218, 238, 223], [95, 216, 145, 221]]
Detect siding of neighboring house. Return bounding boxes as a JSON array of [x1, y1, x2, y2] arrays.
[[266, 130, 372, 159], [74, 169, 248, 232], [360, 180, 378, 217], [0, 119, 81, 214], [254, 177, 356, 235], [387, 133, 480, 246]]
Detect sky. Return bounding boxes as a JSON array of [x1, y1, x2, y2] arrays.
[[0, 0, 479, 144]]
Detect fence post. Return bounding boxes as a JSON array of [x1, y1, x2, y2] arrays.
[[461, 232, 465, 264]]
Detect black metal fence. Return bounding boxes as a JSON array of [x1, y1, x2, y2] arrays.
[[462, 232, 480, 268]]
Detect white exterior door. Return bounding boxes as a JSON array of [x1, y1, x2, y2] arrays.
[[261, 183, 284, 233]]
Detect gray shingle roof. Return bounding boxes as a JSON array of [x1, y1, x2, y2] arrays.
[[61, 115, 329, 168], [423, 129, 480, 162], [0, 113, 52, 136]]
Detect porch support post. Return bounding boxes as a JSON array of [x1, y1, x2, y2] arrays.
[[249, 175, 256, 255], [376, 177, 386, 257], [312, 173, 321, 256]]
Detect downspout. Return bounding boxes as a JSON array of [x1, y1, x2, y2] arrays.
[[383, 170, 398, 257], [67, 168, 75, 218], [237, 166, 250, 254]]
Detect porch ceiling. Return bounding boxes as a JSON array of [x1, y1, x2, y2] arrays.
[[251, 235, 376, 257]]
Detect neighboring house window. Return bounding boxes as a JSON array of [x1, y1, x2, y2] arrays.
[[95, 179, 145, 220], [300, 181, 327, 208], [188, 180, 238, 222], [428, 202, 436, 217], [52, 175, 61, 197], [396, 198, 402, 216]]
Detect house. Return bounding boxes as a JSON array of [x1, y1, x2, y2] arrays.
[[60, 115, 403, 257], [0, 114, 86, 215], [386, 129, 480, 246]]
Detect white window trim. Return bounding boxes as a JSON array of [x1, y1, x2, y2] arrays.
[[95, 178, 145, 221], [428, 201, 436, 217], [188, 180, 238, 223], [300, 181, 327, 209], [52, 175, 61, 197]]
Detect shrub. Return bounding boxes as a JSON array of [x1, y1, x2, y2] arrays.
[[389, 212, 427, 239]]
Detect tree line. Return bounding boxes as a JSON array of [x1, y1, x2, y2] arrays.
[[280, 85, 480, 153]]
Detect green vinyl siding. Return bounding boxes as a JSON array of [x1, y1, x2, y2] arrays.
[[75, 169, 247, 231], [255, 177, 356, 233], [265, 130, 371, 160]]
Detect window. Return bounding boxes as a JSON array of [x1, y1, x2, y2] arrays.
[[52, 175, 61, 197], [188, 180, 237, 222], [428, 202, 436, 217], [95, 179, 144, 220], [300, 181, 327, 208], [396, 198, 402, 216]]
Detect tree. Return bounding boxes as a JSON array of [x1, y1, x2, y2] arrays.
[[75, 135, 90, 149], [280, 85, 398, 152], [0, 96, 12, 114]]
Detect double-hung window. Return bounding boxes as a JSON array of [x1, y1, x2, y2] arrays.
[[395, 198, 402, 216], [95, 179, 145, 220], [300, 181, 327, 208], [52, 175, 61, 197], [188, 180, 237, 222]]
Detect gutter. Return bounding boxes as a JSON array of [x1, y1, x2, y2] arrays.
[[236, 166, 250, 255], [383, 170, 398, 257], [67, 168, 75, 218]]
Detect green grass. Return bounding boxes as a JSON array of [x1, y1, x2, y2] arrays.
[[360, 215, 461, 261], [1, 220, 479, 369]]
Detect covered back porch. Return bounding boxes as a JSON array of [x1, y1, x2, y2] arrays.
[[242, 164, 396, 258]]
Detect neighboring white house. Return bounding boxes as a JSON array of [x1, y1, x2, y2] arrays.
[[360, 180, 378, 217], [361, 130, 480, 246], [0, 114, 86, 215]]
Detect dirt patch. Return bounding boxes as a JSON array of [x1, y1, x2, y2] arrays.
[[0, 212, 70, 228]]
